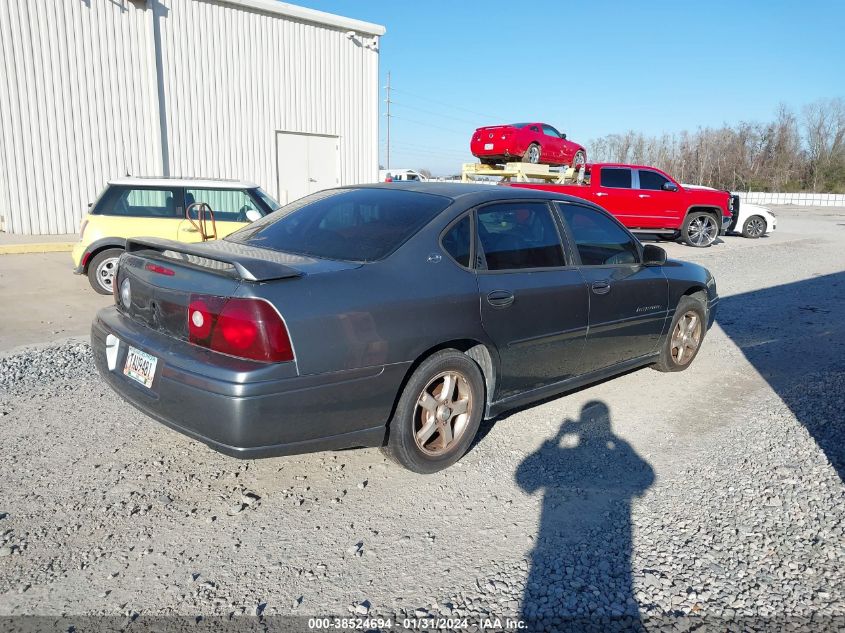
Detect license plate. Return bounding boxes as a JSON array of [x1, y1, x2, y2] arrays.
[[484, 143, 494, 150], [124, 345, 158, 389]]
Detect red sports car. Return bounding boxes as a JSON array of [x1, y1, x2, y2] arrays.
[[470, 122, 587, 167]]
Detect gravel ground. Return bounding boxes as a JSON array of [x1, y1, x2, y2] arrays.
[[1, 208, 844, 631]]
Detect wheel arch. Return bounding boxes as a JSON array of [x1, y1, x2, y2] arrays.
[[390, 339, 499, 429], [685, 205, 721, 219], [81, 238, 127, 273]]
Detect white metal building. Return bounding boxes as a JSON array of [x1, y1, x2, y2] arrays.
[[0, 0, 385, 235]]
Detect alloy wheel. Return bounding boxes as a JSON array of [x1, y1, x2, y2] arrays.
[[670, 310, 702, 365], [414, 371, 473, 456], [96, 256, 120, 293], [747, 217, 765, 237], [527, 145, 540, 163], [688, 216, 718, 246]]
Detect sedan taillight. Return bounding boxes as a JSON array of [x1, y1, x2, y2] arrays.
[[187, 295, 294, 363]]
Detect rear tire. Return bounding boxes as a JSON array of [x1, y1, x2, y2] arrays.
[[381, 350, 484, 474], [652, 296, 707, 372], [87, 248, 123, 295], [741, 215, 766, 238], [681, 211, 719, 247], [522, 143, 541, 164]]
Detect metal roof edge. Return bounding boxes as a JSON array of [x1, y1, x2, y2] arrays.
[[200, 0, 386, 36]]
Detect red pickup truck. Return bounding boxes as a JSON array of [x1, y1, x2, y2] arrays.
[[507, 163, 734, 247]]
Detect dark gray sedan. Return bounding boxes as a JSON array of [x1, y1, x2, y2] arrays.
[[91, 183, 718, 473]]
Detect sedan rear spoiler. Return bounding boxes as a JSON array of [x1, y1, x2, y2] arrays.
[[125, 237, 304, 282]]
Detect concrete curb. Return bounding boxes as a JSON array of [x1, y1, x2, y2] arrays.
[[0, 242, 75, 254]]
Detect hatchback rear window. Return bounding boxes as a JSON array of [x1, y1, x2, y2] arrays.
[[225, 188, 452, 262]]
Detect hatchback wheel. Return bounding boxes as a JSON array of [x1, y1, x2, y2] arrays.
[[522, 143, 541, 164], [653, 296, 706, 372], [682, 211, 719, 247], [742, 215, 766, 239], [87, 248, 123, 295], [382, 349, 484, 473]]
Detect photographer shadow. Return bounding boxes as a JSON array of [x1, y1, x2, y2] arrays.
[[515, 401, 654, 631]]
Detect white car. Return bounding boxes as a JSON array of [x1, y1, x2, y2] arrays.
[[730, 202, 777, 238], [683, 185, 777, 238]]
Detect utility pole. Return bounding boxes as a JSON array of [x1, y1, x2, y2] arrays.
[[384, 71, 391, 170]]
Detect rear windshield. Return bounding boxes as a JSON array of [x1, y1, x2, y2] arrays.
[[225, 188, 452, 262]]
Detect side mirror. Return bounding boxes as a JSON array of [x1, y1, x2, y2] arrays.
[[245, 209, 262, 222], [643, 244, 666, 266], [662, 181, 679, 192], [561, 133, 567, 139]]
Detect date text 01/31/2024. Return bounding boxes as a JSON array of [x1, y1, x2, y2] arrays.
[[307, 617, 527, 630]]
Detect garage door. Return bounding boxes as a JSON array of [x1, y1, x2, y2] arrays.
[[276, 132, 340, 205]]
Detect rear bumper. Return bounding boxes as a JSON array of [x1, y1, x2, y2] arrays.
[[92, 307, 408, 459]]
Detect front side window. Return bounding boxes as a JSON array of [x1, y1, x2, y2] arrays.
[[558, 204, 640, 266], [476, 202, 566, 270], [600, 168, 632, 189], [93, 187, 179, 218], [226, 188, 451, 262], [638, 170, 671, 191], [442, 215, 471, 267], [186, 189, 264, 223], [542, 124, 561, 137]]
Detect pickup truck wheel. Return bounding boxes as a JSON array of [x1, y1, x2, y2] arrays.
[[682, 212, 719, 247], [652, 296, 707, 372], [742, 215, 766, 238], [522, 143, 541, 164], [381, 350, 484, 474], [571, 150, 586, 169], [87, 248, 123, 295]]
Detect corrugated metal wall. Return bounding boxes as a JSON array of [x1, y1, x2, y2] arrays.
[[0, 0, 161, 235], [0, 0, 382, 235]]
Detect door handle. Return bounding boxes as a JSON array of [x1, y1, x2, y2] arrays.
[[308, 178, 317, 182], [486, 290, 515, 308], [638, 194, 651, 198], [591, 280, 611, 295], [595, 192, 608, 197], [181, 227, 199, 232]]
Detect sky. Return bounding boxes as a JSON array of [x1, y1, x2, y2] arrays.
[[294, 0, 845, 175]]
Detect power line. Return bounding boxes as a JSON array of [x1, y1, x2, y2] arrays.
[[389, 114, 468, 136], [389, 100, 480, 126], [390, 87, 507, 121]]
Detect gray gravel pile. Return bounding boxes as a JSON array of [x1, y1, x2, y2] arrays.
[[433, 381, 845, 632], [1, 212, 844, 629], [0, 341, 93, 394]]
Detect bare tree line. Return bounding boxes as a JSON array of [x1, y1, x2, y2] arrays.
[[588, 98, 845, 193]]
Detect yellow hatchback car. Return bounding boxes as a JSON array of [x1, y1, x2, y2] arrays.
[[72, 178, 280, 294]]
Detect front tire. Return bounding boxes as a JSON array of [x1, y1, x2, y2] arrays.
[[381, 350, 484, 473], [653, 296, 707, 372], [571, 150, 586, 169], [522, 143, 541, 164], [741, 215, 766, 238], [87, 248, 123, 295], [682, 211, 719, 247]]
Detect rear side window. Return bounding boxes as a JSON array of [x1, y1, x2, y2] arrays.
[[226, 188, 451, 262], [476, 202, 565, 270], [93, 187, 179, 218], [638, 170, 671, 191], [558, 204, 640, 266], [186, 188, 264, 223], [442, 215, 471, 267], [600, 168, 632, 189]]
